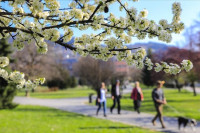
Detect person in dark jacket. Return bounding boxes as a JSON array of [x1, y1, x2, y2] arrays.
[[131, 81, 144, 114], [152, 80, 167, 129], [110, 80, 121, 114], [96, 82, 107, 117]]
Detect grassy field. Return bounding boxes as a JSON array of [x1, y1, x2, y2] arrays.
[[17, 86, 96, 99], [0, 105, 159, 133], [17, 84, 200, 120], [106, 87, 200, 120]]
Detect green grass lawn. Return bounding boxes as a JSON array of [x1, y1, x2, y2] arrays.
[[0, 105, 159, 133], [17, 86, 96, 99], [106, 87, 200, 120]]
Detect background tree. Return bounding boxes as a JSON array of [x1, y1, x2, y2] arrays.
[[0, 38, 17, 109], [73, 56, 114, 91], [128, 67, 142, 82], [161, 46, 200, 94], [186, 71, 198, 96], [161, 47, 190, 92], [183, 26, 200, 95], [142, 48, 154, 86], [12, 43, 76, 90]]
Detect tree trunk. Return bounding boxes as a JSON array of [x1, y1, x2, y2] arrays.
[[191, 82, 197, 96], [175, 79, 181, 92], [25, 90, 30, 97]]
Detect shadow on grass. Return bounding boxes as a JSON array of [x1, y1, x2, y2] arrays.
[[79, 126, 134, 130], [162, 130, 178, 133], [49, 114, 84, 118], [15, 108, 55, 112], [166, 99, 199, 102], [15, 107, 86, 118]]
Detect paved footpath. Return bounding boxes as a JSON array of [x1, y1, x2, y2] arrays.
[[14, 96, 200, 133], [184, 87, 200, 94]]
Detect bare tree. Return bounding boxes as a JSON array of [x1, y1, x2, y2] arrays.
[[128, 67, 142, 82], [73, 56, 114, 91], [12, 43, 59, 79]]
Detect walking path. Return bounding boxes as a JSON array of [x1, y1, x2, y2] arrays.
[[14, 96, 200, 133], [184, 87, 200, 94]]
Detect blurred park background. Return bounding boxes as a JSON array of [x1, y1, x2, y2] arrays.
[[1, 0, 200, 133], [1, 22, 200, 132]]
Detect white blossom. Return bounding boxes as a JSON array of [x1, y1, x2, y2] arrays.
[[154, 63, 163, 72], [9, 71, 25, 84], [0, 57, 9, 68], [145, 57, 153, 70], [0, 68, 9, 79], [181, 60, 193, 72]]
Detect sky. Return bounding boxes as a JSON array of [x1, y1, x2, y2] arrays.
[[59, 0, 200, 46], [2, 0, 200, 46]]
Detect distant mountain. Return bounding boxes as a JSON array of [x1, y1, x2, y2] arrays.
[[127, 42, 172, 53]]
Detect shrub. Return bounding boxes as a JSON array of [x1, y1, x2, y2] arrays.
[[0, 77, 18, 109]]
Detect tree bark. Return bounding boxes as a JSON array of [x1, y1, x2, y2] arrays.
[[191, 82, 197, 96], [25, 90, 30, 97], [175, 79, 181, 92]]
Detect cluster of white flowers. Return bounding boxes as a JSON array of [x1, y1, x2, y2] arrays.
[[153, 60, 193, 75], [139, 9, 148, 18], [145, 57, 153, 70], [24, 80, 36, 90], [63, 28, 74, 43], [0, 57, 45, 90], [0, 57, 9, 68], [70, 8, 84, 20], [0, 68, 8, 80], [154, 63, 163, 72], [45, 0, 60, 10], [181, 60, 193, 72], [0, 0, 193, 75]]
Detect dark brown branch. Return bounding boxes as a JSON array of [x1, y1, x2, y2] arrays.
[[88, 2, 103, 20], [74, 0, 84, 9], [89, 0, 113, 20], [0, 11, 61, 21], [42, 20, 93, 30], [117, 0, 135, 22]]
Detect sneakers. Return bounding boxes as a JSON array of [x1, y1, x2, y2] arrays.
[[152, 120, 166, 129], [162, 125, 166, 129], [152, 120, 156, 126], [110, 108, 112, 114]]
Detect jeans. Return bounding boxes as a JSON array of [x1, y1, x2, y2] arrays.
[[96, 101, 106, 115]]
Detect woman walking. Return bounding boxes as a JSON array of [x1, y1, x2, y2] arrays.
[[96, 82, 107, 117], [131, 81, 144, 114]]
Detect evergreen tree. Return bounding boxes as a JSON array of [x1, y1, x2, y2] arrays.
[[69, 76, 77, 88], [0, 38, 12, 57], [142, 48, 154, 86], [0, 38, 18, 109]]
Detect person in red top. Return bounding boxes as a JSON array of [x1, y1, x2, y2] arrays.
[[131, 81, 144, 114]]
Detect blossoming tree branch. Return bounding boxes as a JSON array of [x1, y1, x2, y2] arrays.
[[0, 0, 193, 89]]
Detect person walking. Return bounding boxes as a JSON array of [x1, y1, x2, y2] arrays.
[[96, 82, 107, 117], [131, 81, 144, 114], [110, 80, 121, 114], [152, 80, 167, 129]]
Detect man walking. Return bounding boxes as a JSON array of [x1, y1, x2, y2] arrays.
[[152, 80, 167, 128], [110, 80, 121, 114]]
